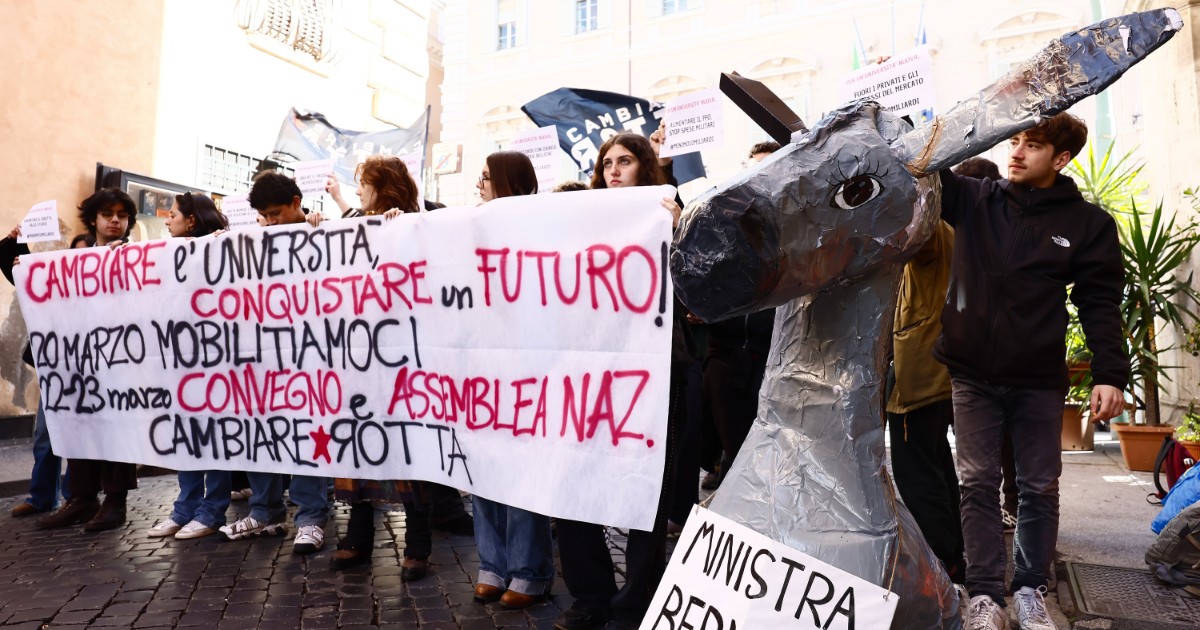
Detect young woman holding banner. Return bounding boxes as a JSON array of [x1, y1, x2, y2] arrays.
[[553, 133, 696, 630], [147, 193, 232, 540], [330, 156, 475, 578], [467, 150, 557, 610]]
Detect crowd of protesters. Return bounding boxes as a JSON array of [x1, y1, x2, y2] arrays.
[[2, 110, 1129, 630]]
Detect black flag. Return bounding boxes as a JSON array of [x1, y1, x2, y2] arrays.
[[269, 107, 429, 185], [521, 87, 705, 184]]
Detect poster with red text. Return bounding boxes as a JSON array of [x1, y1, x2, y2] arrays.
[[14, 186, 675, 530]]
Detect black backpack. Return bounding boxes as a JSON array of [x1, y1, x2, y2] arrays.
[[1146, 502, 1200, 597]]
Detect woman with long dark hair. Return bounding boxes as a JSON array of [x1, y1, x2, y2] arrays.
[[147, 192, 232, 540], [555, 132, 692, 630]]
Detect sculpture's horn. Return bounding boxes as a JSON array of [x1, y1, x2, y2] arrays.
[[719, 72, 807, 145], [893, 8, 1182, 176]]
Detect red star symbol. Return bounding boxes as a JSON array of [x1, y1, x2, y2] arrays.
[[310, 425, 332, 463]]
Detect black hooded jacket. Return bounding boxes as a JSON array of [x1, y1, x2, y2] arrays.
[[934, 170, 1129, 391]]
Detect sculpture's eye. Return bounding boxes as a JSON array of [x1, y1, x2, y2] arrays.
[[830, 174, 884, 209]]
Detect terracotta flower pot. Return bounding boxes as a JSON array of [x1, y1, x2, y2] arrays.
[[1061, 402, 1094, 451], [1112, 423, 1176, 472], [1178, 440, 1200, 462]]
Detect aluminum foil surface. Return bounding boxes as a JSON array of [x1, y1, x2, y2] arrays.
[[670, 9, 1179, 629]]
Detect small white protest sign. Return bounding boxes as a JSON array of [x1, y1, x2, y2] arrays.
[[838, 46, 936, 120], [18, 200, 60, 244], [397, 151, 426, 210], [508, 126, 560, 192], [660, 88, 725, 158], [219, 192, 259, 230], [294, 159, 336, 197], [640, 506, 899, 630]]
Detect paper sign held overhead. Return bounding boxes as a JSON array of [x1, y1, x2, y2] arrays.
[[660, 88, 725, 158], [219, 193, 258, 230], [508, 126, 560, 192], [640, 507, 899, 630], [838, 46, 936, 121], [294, 159, 336, 197], [18, 200, 60, 244]]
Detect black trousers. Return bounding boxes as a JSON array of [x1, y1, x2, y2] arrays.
[[887, 399, 966, 582], [704, 356, 764, 474], [400, 482, 468, 559], [66, 459, 137, 497], [556, 366, 686, 618]]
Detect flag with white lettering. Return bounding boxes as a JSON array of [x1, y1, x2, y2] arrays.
[[270, 107, 430, 188], [521, 88, 705, 185]]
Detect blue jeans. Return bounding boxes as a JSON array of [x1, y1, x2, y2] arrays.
[[247, 473, 328, 527], [952, 377, 1064, 605], [473, 495, 554, 595], [171, 470, 231, 528], [25, 404, 68, 510]]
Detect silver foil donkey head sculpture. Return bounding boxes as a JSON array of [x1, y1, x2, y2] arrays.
[[672, 9, 1180, 629]]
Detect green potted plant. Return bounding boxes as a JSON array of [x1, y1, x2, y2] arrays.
[[1068, 146, 1200, 470], [1176, 401, 1200, 461], [1108, 198, 1200, 469], [1062, 309, 1094, 451]]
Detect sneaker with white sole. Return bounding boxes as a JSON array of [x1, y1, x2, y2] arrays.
[[1014, 586, 1056, 630], [175, 520, 217, 540], [219, 515, 286, 541], [293, 524, 324, 555], [966, 594, 1007, 630], [148, 518, 184, 537]]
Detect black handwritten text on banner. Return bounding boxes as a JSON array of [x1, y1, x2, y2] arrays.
[[14, 186, 675, 531]]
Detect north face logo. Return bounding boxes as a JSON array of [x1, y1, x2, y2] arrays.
[[1052, 235, 1071, 248]]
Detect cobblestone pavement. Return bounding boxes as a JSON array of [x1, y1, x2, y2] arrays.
[[0, 476, 643, 630]]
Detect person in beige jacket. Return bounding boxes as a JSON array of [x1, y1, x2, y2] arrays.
[[885, 158, 1001, 585]]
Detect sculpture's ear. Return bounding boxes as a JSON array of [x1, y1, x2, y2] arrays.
[[719, 72, 807, 146], [892, 8, 1181, 176]]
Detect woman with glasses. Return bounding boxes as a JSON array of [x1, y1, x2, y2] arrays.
[[468, 150, 558, 610]]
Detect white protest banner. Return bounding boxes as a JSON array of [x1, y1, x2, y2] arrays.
[[14, 186, 674, 530], [508, 126, 560, 192], [294, 159, 336, 197], [219, 192, 259, 230], [660, 88, 725, 158], [838, 46, 936, 120], [640, 507, 899, 630], [18, 200, 59, 244]]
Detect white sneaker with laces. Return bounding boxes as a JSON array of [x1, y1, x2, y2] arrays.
[[966, 594, 1007, 630], [148, 518, 184, 537], [1014, 586, 1057, 630], [293, 524, 324, 555], [219, 515, 286, 541], [175, 520, 216, 540]]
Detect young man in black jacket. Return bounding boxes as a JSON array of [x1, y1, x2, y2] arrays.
[[937, 113, 1129, 630]]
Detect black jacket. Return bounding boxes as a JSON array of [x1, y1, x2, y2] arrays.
[[0, 236, 35, 367], [934, 170, 1129, 391]]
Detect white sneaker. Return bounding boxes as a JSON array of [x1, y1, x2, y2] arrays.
[[175, 520, 216, 540], [230, 488, 253, 501], [966, 594, 1007, 630], [1014, 586, 1057, 630], [148, 518, 183, 537], [219, 515, 286, 541], [293, 524, 324, 555]]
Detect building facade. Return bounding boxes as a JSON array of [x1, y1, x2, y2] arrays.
[[0, 0, 443, 420]]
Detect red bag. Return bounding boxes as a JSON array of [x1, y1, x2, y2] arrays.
[[1152, 436, 1196, 502]]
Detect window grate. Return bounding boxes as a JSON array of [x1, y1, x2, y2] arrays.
[[200, 144, 325, 215]]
